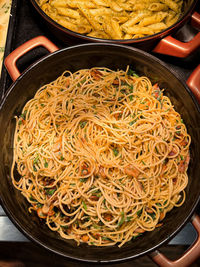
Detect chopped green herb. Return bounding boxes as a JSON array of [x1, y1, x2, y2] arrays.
[[46, 188, 56, 195], [93, 224, 101, 229], [44, 161, 48, 168], [149, 213, 156, 220], [137, 208, 143, 217], [102, 236, 113, 241], [126, 216, 132, 222], [156, 203, 162, 207], [132, 233, 142, 240], [118, 211, 125, 226], [180, 155, 184, 160], [91, 189, 101, 195], [33, 165, 37, 172], [29, 196, 37, 202], [82, 200, 87, 210], [60, 155, 64, 161], [80, 121, 87, 128], [33, 154, 39, 164], [129, 95, 133, 101], [120, 89, 126, 94], [163, 200, 168, 206], [80, 78, 86, 85], [4, 4, 10, 13], [61, 225, 68, 229], [157, 91, 162, 102], [20, 110, 27, 120], [113, 148, 119, 157], [129, 120, 136, 126], [128, 84, 134, 93], [80, 178, 88, 182], [127, 69, 139, 77]]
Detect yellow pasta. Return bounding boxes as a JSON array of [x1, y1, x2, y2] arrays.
[[123, 25, 154, 35], [160, 0, 181, 12], [165, 11, 180, 27], [147, 22, 167, 33], [122, 11, 152, 28], [57, 7, 80, 19], [37, 0, 183, 39], [139, 12, 168, 27], [87, 30, 110, 39], [110, 19, 122, 39], [149, 3, 169, 11]]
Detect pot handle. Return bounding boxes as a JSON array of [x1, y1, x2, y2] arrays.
[[4, 36, 59, 81], [153, 12, 200, 57], [150, 214, 200, 267], [186, 65, 200, 104]]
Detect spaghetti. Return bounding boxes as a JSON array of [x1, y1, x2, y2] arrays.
[[11, 67, 191, 247]]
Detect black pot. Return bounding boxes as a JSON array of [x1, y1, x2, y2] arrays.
[[30, 0, 200, 57], [1, 39, 200, 265]]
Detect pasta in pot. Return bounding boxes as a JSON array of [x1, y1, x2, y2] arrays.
[[36, 0, 183, 39], [11, 67, 190, 247]]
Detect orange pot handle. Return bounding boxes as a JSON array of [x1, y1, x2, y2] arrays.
[[187, 65, 200, 104], [4, 36, 59, 81], [150, 214, 200, 267], [153, 12, 200, 57]]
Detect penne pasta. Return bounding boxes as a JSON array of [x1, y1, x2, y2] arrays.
[[147, 22, 167, 33], [56, 8, 80, 19], [149, 3, 169, 11], [38, 0, 184, 40], [139, 12, 168, 27], [123, 25, 154, 35], [160, 0, 180, 12]]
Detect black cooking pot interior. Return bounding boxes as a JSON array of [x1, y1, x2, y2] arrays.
[[0, 44, 200, 263]]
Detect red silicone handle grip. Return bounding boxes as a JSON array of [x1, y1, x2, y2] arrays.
[[187, 65, 200, 104], [4, 36, 59, 81], [150, 214, 200, 267], [153, 12, 200, 58]]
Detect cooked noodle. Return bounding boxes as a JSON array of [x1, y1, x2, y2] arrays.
[[11, 67, 191, 247]]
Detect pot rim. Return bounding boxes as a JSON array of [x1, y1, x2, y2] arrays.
[[1, 42, 200, 263], [2, 42, 200, 110]]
